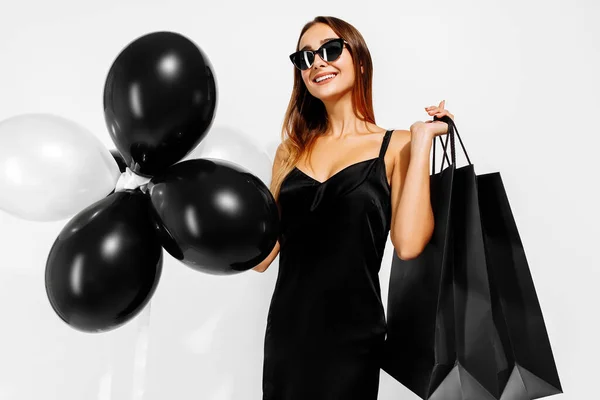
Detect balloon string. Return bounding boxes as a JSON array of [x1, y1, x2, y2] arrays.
[[99, 336, 114, 400], [131, 301, 152, 400]]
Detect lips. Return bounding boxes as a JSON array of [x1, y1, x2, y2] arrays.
[[312, 72, 337, 83]]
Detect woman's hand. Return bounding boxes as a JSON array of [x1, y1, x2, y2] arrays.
[[410, 100, 455, 141]]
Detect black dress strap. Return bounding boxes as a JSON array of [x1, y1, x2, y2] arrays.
[[378, 129, 393, 159]]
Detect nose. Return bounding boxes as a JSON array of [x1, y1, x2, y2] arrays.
[[312, 53, 328, 69]]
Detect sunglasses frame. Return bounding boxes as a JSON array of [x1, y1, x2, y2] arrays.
[[289, 38, 349, 71]]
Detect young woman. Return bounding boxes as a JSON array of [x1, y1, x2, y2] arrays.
[[253, 16, 455, 400]]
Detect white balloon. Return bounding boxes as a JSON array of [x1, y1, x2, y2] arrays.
[[185, 125, 273, 186], [0, 113, 121, 221]]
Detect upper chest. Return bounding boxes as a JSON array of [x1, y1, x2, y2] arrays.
[[280, 156, 391, 215], [292, 131, 396, 187]]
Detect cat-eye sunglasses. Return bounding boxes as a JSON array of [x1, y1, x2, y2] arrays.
[[289, 38, 349, 71]]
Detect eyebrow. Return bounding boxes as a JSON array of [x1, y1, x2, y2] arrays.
[[299, 38, 338, 51]]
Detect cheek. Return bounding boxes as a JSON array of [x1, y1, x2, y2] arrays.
[[301, 73, 312, 86], [338, 57, 355, 79], [340, 65, 355, 84]]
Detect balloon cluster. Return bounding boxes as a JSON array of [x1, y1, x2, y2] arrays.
[[0, 32, 280, 333]]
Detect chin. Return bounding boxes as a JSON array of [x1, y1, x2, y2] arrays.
[[309, 81, 350, 97], [311, 86, 352, 102]]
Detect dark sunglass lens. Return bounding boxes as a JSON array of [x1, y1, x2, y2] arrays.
[[292, 51, 313, 70], [320, 40, 343, 62]]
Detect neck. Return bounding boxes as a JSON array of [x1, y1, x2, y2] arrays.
[[321, 90, 369, 138]]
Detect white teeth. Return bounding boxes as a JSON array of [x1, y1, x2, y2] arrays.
[[315, 73, 336, 83]]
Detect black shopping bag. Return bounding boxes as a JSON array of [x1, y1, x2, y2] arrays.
[[381, 116, 507, 399], [381, 116, 562, 400], [477, 172, 563, 399]]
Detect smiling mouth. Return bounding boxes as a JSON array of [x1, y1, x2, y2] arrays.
[[313, 73, 337, 84]]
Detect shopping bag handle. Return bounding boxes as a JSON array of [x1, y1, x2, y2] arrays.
[[432, 115, 471, 174]]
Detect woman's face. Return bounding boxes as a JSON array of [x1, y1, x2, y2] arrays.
[[297, 23, 356, 102]]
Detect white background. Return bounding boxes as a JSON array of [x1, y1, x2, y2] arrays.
[[0, 0, 598, 399]]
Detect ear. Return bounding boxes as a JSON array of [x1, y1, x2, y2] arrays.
[[360, 64, 364, 74]]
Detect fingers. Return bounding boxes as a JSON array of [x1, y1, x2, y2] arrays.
[[425, 100, 445, 114], [426, 107, 444, 116], [425, 100, 453, 121], [434, 110, 454, 119]]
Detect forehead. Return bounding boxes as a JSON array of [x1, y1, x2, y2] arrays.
[[299, 23, 339, 50]]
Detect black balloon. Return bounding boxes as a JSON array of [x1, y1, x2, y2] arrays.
[[104, 31, 217, 177], [109, 148, 127, 173], [147, 158, 280, 275], [45, 190, 163, 333]]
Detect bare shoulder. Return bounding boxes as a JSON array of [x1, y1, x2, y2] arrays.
[[388, 129, 411, 152], [388, 129, 411, 165]]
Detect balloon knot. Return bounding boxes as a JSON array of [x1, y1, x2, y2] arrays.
[[115, 168, 152, 194]]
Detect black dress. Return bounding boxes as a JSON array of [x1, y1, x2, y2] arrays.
[[262, 129, 394, 400]]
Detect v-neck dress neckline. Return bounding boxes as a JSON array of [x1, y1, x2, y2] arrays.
[[291, 129, 394, 187], [293, 157, 380, 185]]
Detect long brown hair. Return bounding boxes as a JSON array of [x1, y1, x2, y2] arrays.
[[270, 16, 376, 202]]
